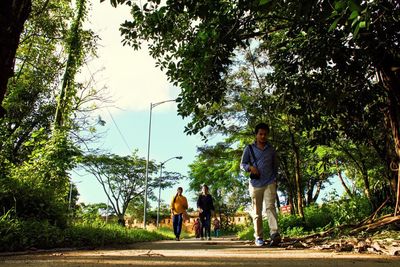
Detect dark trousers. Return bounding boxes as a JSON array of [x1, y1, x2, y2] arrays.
[[200, 211, 211, 238], [172, 213, 183, 238]]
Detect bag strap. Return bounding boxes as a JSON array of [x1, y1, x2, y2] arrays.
[[248, 145, 258, 167]]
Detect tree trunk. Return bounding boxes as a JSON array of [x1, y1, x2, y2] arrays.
[[306, 179, 314, 205], [54, 0, 86, 128], [312, 180, 322, 204], [118, 216, 126, 227], [335, 159, 353, 197], [377, 65, 400, 214], [386, 90, 400, 214], [0, 0, 32, 117], [280, 157, 296, 215], [289, 129, 304, 218]]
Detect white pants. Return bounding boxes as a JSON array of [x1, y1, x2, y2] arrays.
[[249, 182, 279, 239]]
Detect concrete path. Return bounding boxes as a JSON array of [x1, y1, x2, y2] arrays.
[[0, 237, 399, 266]]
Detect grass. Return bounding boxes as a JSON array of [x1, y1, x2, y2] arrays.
[[0, 218, 177, 252]]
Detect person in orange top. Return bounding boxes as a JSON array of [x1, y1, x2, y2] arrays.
[[170, 187, 188, 241]]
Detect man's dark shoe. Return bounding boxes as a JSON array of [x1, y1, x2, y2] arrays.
[[269, 233, 281, 247]]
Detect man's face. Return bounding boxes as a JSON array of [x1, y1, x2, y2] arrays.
[[256, 128, 268, 144]]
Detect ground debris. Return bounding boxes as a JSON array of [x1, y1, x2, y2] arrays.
[[285, 241, 310, 250], [282, 231, 400, 256], [50, 252, 64, 256], [334, 242, 354, 252], [138, 250, 165, 257]]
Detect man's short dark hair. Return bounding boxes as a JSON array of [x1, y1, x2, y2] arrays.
[[254, 123, 270, 134]]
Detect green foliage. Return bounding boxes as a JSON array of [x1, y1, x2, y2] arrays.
[[0, 212, 171, 252], [74, 203, 110, 225], [116, 0, 399, 215], [0, 0, 97, 229], [188, 142, 250, 229], [238, 198, 373, 239], [0, 213, 64, 251], [63, 223, 169, 247], [303, 204, 333, 230], [236, 224, 254, 240], [278, 213, 306, 234], [154, 226, 190, 239], [284, 227, 306, 237], [80, 151, 170, 225], [0, 130, 80, 227], [326, 195, 372, 226]]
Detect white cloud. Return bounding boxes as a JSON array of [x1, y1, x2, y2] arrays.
[[82, 1, 178, 114]]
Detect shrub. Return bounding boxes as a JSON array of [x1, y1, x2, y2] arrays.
[[325, 195, 372, 225], [0, 215, 172, 252], [303, 204, 333, 230]]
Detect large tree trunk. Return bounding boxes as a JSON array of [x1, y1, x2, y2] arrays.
[[378, 63, 400, 214], [386, 91, 400, 215], [0, 0, 32, 117]]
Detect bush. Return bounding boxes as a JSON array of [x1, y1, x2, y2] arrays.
[[278, 213, 305, 233], [0, 214, 172, 252], [303, 204, 333, 231], [0, 213, 63, 251], [325, 195, 372, 226], [0, 179, 69, 228], [237, 195, 376, 240]]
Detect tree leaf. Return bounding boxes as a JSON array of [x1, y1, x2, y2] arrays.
[[349, 10, 358, 20], [334, 0, 345, 10], [259, 0, 272, 5], [353, 23, 360, 37], [329, 17, 341, 32]]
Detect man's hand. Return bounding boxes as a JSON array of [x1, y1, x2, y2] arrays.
[[249, 166, 259, 176]]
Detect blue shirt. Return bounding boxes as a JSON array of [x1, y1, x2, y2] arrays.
[[240, 142, 278, 188]]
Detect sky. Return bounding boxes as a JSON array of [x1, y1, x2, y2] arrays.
[[72, 1, 213, 209]]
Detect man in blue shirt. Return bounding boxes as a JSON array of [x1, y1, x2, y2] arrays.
[[240, 122, 281, 247]]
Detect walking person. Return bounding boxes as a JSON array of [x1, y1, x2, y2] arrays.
[[213, 217, 220, 237], [170, 187, 188, 241], [240, 122, 281, 247], [192, 218, 201, 238], [197, 184, 214, 240]]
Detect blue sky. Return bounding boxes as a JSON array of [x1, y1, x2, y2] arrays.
[[72, 1, 213, 209], [72, 106, 210, 209]]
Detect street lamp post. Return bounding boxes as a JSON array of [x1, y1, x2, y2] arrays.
[[157, 156, 183, 228], [143, 99, 176, 229]]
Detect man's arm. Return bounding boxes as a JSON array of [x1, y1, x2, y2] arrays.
[[240, 145, 251, 172], [272, 150, 279, 179]]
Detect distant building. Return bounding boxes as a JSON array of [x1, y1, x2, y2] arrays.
[[125, 211, 250, 232]]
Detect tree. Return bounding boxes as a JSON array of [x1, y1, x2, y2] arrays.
[[0, 0, 98, 226], [188, 142, 250, 227], [108, 0, 399, 213], [80, 152, 171, 226]]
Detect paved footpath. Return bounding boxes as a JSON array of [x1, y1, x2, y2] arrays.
[[0, 237, 399, 267]]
